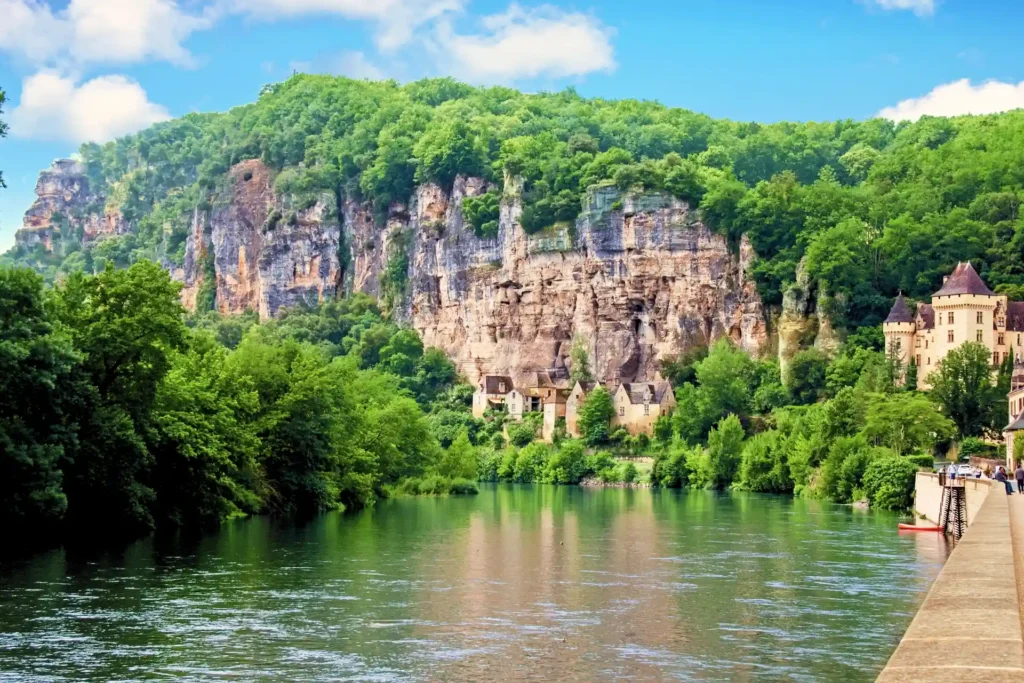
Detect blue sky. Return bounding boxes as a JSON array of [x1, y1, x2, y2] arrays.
[[1, 0, 1023, 250]]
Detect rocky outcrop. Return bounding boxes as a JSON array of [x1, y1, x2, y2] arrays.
[[778, 261, 843, 381], [347, 178, 767, 386], [14, 159, 126, 251], [180, 159, 342, 319]]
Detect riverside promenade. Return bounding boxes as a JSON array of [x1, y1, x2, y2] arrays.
[[877, 479, 1024, 682]]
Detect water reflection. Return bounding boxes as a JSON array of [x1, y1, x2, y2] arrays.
[[0, 485, 948, 681]]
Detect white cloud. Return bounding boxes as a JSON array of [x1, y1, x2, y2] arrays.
[[0, 0, 211, 68], [878, 79, 1024, 122], [863, 0, 935, 16], [10, 72, 171, 143], [436, 4, 615, 83], [228, 0, 463, 51]]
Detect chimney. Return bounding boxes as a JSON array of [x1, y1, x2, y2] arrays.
[[943, 276, 949, 284]]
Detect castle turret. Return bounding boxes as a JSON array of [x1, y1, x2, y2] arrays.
[[883, 293, 916, 373]]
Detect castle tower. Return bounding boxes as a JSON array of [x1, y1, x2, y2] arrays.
[[883, 293, 916, 378], [931, 261, 999, 366]]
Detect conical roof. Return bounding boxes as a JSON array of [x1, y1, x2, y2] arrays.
[[884, 293, 914, 324], [934, 262, 995, 297]]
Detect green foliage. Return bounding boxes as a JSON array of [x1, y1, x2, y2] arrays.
[[906, 453, 935, 470], [397, 475, 479, 496], [437, 430, 478, 480], [927, 343, 999, 438], [958, 436, 986, 457], [862, 455, 917, 510], [0, 260, 471, 546], [738, 431, 792, 493], [787, 349, 830, 404], [543, 439, 588, 484], [687, 414, 745, 490], [578, 386, 614, 446], [651, 438, 694, 488], [0, 86, 6, 189], [513, 443, 550, 482], [462, 191, 500, 238], [0, 268, 77, 538], [568, 338, 594, 385], [862, 391, 955, 456]]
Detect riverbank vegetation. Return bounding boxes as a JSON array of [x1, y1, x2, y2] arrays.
[[0, 262, 480, 548]]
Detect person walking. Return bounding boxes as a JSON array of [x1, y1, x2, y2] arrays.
[[1016, 463, 1024, 494]]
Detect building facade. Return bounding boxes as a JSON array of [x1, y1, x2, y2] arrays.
[[883, 262, 1023, 390], [610, 382, 677, 436]]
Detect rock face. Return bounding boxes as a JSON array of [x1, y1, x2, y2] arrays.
[[17, 160, 769, 385], [14, 159, 126, 251], [181, 159, 342, 319], [346, 178, 767, 386]]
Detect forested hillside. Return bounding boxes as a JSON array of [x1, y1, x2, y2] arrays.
[[5, 75, 1024, 333]]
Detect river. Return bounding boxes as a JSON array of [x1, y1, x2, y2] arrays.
[[0, 485, 949, 681]]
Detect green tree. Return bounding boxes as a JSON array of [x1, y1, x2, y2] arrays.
[[928, 342, 999, 437], [787, 348, 830, 404], [0, 86, 6, 189], [687, 414, 745, 489], [52, 261, 187, 536], [578, 386, 614, 446], [0, 268, 78, 537], [862, 392, 955, 456], [437, 429, 478, 480], [568, 337, 593, 385], [738, 430, 791, 493]]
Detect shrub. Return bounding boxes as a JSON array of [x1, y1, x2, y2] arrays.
[[497, 449, 517, 481], [397, 475, 479, 496], [738, 430, 792, 493], [543, 439, 587, 484], [508, 420, 537, 447], [905, 453, 934, 470], [513, 443, 549, 482], [959, 436, 986, 457], [863, 455, 917, 510], [651, 438, 692, 488], [436, 429, 478, 480], [622, 462, 639, 483], [478, 450, 501, 482]]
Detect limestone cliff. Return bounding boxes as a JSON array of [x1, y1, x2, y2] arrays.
[[14, 159, 127, 251], [178, 160, 342, 319], [346, 177, 767, 386], [16, 160, 769, 385]]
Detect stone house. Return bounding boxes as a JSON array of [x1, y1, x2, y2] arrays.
[[472, 375, 514, 418], [1005, 361, 1024, 467], [610, 381, 676, 436], [884, 262, 1024, 390]]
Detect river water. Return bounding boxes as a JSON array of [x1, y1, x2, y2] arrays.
[[0, 485, 949, 682]]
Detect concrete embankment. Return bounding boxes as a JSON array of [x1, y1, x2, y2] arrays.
[[878, 479, 1024, 682], [913, 472, 993, 526]]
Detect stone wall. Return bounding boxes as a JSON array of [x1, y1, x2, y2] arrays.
[[913, 472, 994, 526]]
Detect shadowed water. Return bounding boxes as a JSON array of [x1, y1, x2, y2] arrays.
[[0, 485, 949, 681]]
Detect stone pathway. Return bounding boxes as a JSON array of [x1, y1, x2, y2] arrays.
[[877, 486, 1024, 681]]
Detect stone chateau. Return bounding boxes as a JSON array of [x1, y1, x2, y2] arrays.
[[883, 262, 1023, 390]]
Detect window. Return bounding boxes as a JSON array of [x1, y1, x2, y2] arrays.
[[948, 330, 955, 343], [916, 337, 921, 348], [977, 330, 984, 343], [939, 313, 943, 325], [644, 404, 650, 416], [949, 312, 955, 324], [994, 352, 1000, 365], [977, 311, 984, 324], [928, 357, 931, 365], [999, 317, 1006, 327], [618, 406, 625, 417], [895, 339, 901, 351], [916, 354, 921, 366], [999, 334, 1005, 345], [498, 381, 505, 393], [925, 340, 929, 349]]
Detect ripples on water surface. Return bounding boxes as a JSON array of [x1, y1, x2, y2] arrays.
[[0, 485, 949, 681]]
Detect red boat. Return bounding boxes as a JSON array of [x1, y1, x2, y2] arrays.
[[897, 523, 944, 532]]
